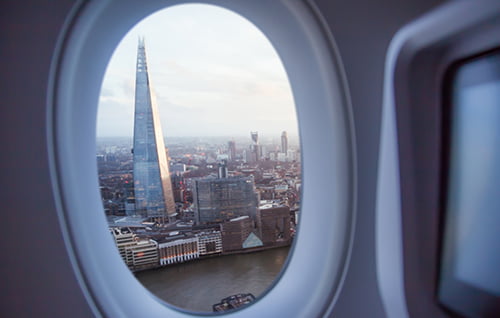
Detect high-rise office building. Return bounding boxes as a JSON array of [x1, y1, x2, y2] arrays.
[[132, 38, 176, 221], [281, 131, 288, 155], [228, 140, 236, 161], [251, 131, 259, 144], [250, 131, 260, 162], [192, 174, 259, 225]]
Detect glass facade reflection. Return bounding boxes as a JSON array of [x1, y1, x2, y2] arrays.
[[133, 38, 176, 220], [193, 176, 259, 225]]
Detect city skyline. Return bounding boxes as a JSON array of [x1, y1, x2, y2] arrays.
[[97, 4, 299, 138]]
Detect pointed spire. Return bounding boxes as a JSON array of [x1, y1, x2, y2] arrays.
[[138, 36, 145, 49], [132, 38, 176, 223]]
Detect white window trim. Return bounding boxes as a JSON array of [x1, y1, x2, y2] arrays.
[[48, 0, 356, 316]]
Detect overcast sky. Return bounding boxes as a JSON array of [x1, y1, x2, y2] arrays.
[[96, 4, 298, 139]]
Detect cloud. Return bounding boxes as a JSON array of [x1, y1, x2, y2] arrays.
[[96, 98, 134, 136], [99, 86, 114, 98], [97, 4, 298, 138], [121, 78, 135, 98]]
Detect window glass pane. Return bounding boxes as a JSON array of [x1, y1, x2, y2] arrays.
[[96, 4, 301, 313]]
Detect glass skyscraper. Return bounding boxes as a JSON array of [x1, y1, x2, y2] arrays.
[[133, 38, 176, 221], [192, 176, 259, 225], [281, 131, 288, 155]]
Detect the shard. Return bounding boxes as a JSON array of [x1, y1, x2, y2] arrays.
[[133, 38, 176, 222]]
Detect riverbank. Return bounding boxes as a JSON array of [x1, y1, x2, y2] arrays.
[[131, 239, 292, 273]]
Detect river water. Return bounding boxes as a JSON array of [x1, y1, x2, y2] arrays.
[[135, 246, 290, 313]]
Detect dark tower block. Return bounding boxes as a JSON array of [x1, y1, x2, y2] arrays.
[[281, 131, 288, 155]]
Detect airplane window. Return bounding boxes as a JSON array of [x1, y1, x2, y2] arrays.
[[96, 4, 300, 313], [439, 49, 500, 317], [53, 0, 353, 316]]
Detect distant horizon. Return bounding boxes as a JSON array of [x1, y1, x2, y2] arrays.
[[96, 133, 300, 139], [96, 134, 301, 148]]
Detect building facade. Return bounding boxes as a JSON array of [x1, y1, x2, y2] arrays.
[[192, 176, 259, 225], [124, 240, 159, 271], [132, 38, 176, 221], [220, 216, 256, 252], [281, 131, 288, 154], [110, 227, 159, 271], [259, 206, 291, 246], [250, 131, 260, 162], [110, 227, 136, 262], [158, 236, 199, 265], [228, 140, 236, 161], [197, 231, 223, 255]]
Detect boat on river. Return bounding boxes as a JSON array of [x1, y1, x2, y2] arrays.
[[212, 293, 256, 312]]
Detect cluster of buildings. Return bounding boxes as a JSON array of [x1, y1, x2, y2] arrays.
[[240, 130, 299, 163], [110, 204, 292, 272], [99, 39, 300, 272]]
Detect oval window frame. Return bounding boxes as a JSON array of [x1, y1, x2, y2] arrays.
[[48, 0, 356, 316]]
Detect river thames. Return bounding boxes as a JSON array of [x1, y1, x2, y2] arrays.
[[135, 246, 290, 312]]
